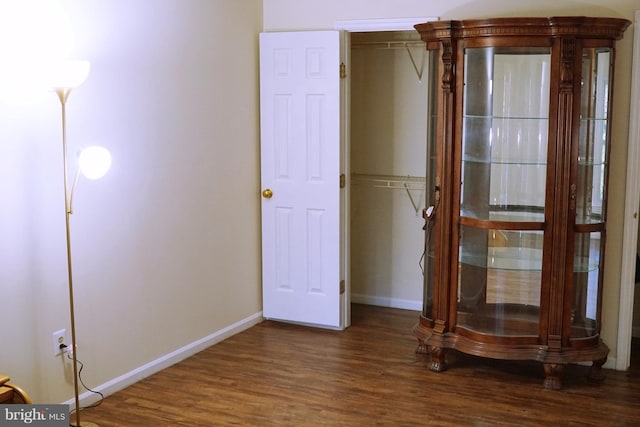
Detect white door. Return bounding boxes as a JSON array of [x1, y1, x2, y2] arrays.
[[259, 31, 345, 329]]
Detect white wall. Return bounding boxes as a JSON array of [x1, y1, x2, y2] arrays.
[[263, 0, 637, 364], [0, 0, 263, 404]]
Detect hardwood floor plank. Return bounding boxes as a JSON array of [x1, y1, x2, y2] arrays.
[[78, 305, 640, 426]]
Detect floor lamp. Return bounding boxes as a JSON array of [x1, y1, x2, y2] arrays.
[[51, 60, 110, 427]]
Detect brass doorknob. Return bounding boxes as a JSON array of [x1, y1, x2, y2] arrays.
[[262, 188, 273, 199]]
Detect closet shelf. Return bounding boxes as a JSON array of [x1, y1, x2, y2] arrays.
[[351, 41, 426, 50], [351, 173, 426, 190], [350, 31, 424, 50], [350, 32, 427, 80]]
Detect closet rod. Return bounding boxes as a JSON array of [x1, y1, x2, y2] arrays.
[[351, 41, 425, 50], [351, 173, 426, 190], [351, 173, 426, 214]]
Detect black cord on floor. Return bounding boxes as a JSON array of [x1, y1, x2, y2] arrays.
[[66, 352, 105, 415]]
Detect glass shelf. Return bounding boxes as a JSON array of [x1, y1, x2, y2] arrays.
[[464, 115, 550, 120], [457, 248, 600, 273], [488, 211, 544, 221], [575, 214, 605, 225], [574, 257, 600, 273], [460, 209, 544, 222], [462, 116, 549, 165], [460, 247, 543, 271], [462, 157, 547, 166], [577, 160, 606, 167]]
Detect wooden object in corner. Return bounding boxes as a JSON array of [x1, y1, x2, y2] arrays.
[[0, 374, 32, 404]]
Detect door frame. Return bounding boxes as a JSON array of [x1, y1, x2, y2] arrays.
[[334, 16, 438, 326], [617, 9, 640, 371], [334, 17, 438, 32]]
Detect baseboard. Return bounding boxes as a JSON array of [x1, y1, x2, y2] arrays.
[[64, 311, 264, 409], [61, 305, 628, 408], [603, 355, 619, 370], [578, 355, 618, 370], [351, 293, 422, 311]]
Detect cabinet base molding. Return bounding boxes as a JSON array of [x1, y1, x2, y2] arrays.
[[414, 315, 610, 389]]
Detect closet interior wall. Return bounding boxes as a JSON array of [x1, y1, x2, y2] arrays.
[[349, 31, 428, 311]]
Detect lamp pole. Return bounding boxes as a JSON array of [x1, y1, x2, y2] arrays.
[[55, 87, 99, 427]]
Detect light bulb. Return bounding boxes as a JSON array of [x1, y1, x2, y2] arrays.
[[49, 60, 90, 90], [78, 146, 111, 180]]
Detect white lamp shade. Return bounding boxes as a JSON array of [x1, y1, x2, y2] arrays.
[[78, 146, 111, 180], [49, 60, 90, 89]]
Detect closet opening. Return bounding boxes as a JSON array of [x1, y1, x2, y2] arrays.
[[348, 30, 430, 314]]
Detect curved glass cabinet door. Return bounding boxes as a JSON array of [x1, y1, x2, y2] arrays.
[[422, 50, 439, 320], [572, 48, 613, 339], [458, 47, 550, 337]]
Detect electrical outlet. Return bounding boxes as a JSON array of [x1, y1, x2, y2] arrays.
[[52, 329, 67, 356]]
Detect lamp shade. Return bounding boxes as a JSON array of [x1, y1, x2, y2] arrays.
[[49, 60, 90, 89], [78, 146, 111, 180]]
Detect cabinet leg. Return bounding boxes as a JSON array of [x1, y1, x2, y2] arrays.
[[415, 339, 429, 355], [429, 346, 447, 372], [587, 357, 607, 383], [543, 363, 565, 390]]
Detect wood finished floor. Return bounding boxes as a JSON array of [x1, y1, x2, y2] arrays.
[[80, 304, 640, 426]]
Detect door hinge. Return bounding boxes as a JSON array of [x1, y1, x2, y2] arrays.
[[340, 62, 346, 79], [340, 280, 345, 294], [340, 173, 346, 188]]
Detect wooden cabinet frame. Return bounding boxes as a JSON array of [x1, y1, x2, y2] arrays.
[[413, 17, 630, 389]]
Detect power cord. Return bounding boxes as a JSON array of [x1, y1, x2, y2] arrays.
[[419, 198, 439, 276], [59, 344, 105, 415]]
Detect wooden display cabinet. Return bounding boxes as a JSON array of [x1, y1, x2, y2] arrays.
[[413, 17, 630, 389]]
